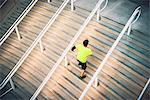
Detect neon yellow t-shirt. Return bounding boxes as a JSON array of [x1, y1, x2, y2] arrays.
[[76, 44, 92, 63]]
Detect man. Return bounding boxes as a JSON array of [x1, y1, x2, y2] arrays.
[[71, 39, 93, 79]]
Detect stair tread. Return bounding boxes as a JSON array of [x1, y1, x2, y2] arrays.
[[83, 27, 150, 72], [97, 20, 150, 47], [87, 24, 149, 60], [90, 21, 149, 51], [1, 0, 148, 99], [0, 0, 34, 39], [80, 29, 150, 77]]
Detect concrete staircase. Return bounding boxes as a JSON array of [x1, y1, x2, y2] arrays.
[[0, 0, 32, 38], [1, 0, 149, 100], [36, 5, 149, 100], [1, 0, 88, 99], [0, 0, 63, 93]]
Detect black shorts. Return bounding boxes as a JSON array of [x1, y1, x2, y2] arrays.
[[77, 60, 87, 70]]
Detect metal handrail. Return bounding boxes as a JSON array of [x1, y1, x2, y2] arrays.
[[0, 78, 15, 97], [79, 6, 141, 100], [0, 0, 38, 46], [0, 0, 7, 8], [0, 0, 70, 90], [138, 78, 150, 100], [131, 6, 141, 25], [30, 0, 107, 99], [99, 0, 108, 12]]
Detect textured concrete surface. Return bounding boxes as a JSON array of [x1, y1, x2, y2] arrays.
[[75, 0, 149, 34], [0, 0, 18, 22]]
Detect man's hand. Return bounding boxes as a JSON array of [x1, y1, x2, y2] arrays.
[[71, 46, 76, 51]]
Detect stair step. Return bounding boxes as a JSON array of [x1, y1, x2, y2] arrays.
[[18, 21, 42, 35], [1, 0, 85, 98], [90, 19, 149, 52], [48, 77, 77, 100], [37, 88, 61, 100], [82, 34, 149, 79], [0, 0, 33, 37], [100, 16, 150, 41], [1, 0, 148, 99], [67, 50, 139, 99], [89, 24, 149, 58], [66, 61, 120, 99], [12, 73, 35, 99], [83, 27, 149, 73], [80, 27, 150, 78], [68, 52, 138, 99], [1, 0, 66, 99], [40, 64, 98, 99], [97, 19, 150, 47]]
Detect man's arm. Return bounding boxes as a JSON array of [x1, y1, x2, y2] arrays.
[[71, 46, 76, 51], [88, 49, 93, 55]]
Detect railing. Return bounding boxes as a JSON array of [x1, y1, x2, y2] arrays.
[[30, 0, 108, 99], [0, 0, 71, 93], [0, 0, 38, 46], [0, 0, 7, 8], [79, 6, 141, 100], [0, 78, 15, 97], [137, 78, 150, 100]]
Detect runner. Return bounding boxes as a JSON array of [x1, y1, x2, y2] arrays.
[[71, 39, 93, 79]]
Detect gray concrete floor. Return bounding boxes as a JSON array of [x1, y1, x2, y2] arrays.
[[74, 0, 149, 34]]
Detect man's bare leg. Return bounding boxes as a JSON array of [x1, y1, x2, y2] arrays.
[[80, 70, 86, 78]]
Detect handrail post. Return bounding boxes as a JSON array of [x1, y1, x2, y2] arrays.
[[71, 0, 75, 11], [0, 0, 39, 90], [1, 0, 69, 94], [127, 24, 131, 35], [64, 56, 68, 67], [0, 0, 39, 46], [97, 0, 108, 22], [30, 0, 106, 99], [1, 0, 70, 97], [97, 8, 100, 22], [48, 0, 52, 3], [15, 26, 21, 40], [94, 77, 99, 87], [10, 78, 15, 90], [79, 6, 141, 100], [137, 78, 150, 100], [127, 6, 141, 36], [39, 40, 44, 52], [0, 78, 15, 97]]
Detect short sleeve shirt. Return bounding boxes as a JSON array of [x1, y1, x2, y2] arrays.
[[75, 44, 92, 63]]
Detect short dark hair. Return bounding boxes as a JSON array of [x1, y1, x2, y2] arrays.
[[83, 39, 89, 47]]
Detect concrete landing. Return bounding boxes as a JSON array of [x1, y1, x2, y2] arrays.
[[74, 0, 149, 35]]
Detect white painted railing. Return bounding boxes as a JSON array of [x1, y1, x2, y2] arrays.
[[0, 0, 70, 92], [79, 6, 141, 100], [30, 0, 107, 99], [0, 0, 7, 8], [0, 0, 38, 46], [0, 78, 15, 97], [138, 78, 150, 100]]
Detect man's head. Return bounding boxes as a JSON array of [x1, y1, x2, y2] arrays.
[[83, 39, 89, 47]]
